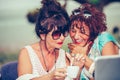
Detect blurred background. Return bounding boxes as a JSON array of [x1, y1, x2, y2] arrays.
[[0, 0, 120, 67]]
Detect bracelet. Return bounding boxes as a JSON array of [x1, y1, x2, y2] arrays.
[[88, 62, 95, 76], [83, 68, 93, 78]]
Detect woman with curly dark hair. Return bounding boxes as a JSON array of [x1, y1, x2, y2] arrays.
[[68, 3, 120, 80], [16, 0, 81, 80]]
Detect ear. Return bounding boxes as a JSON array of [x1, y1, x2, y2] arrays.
[[40, 34, 46, 40]]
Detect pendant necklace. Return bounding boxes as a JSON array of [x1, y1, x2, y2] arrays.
[[40, 42, 56, 72]]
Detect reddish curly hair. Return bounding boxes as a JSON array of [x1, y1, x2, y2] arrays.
[[70, 3, 107, 41]]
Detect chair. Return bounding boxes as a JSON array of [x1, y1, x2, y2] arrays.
[[0, 69, 1, 80], [0, 61, 18, 80]]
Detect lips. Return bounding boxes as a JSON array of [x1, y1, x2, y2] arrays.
[[73, 39, 85, 45], [74, 40, 81, 44], [74, 41, 81, 44], [57, 42, 63, 45]]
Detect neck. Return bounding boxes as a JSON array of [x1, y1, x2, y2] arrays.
[[39, 41, 57, 72], [40, 40, 55, 54]]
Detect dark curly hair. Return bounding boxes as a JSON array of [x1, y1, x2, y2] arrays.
[[35, 0, 70, 38], [70, 3, 107, 41]]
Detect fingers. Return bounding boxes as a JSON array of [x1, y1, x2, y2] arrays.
[[65, 52, 76, 66], [54, 72, 66, 79], [74, 54, 85, 62], [73, 54, 86, 67], [53, 68, 67, 79], [85, 41, 93, 49], [68, 43, 75, 52], [80, 57, 86, 63], [56, 68, 67, 73], [65, 52, 72, 60], [68, 43, 80, 54], [68, 43, 77, 50], [79, 56, 86, 69], [75, 54, 84, 61]]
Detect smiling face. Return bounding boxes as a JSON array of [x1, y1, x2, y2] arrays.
[[69, 21, 90, 46]]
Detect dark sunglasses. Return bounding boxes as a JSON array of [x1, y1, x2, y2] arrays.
[[73, 9, 92, 18], [52, 30, 68, 40]]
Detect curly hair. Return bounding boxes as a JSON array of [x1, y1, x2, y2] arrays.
[[35, 0, 70, 38], [70, 3, 107, 41]]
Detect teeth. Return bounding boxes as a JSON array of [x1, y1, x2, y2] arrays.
[[75, 39, 84, 43]]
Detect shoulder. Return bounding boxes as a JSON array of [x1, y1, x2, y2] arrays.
[[19, 43, 37, 57], [98, 32, 118, 46], [18, 48, 29, 60], [98, 32, 116, 42], [96, 32, 118, 52], [102, 41, 119, 55], [98, 32, 114, 39], [19, 47, 29, 58]]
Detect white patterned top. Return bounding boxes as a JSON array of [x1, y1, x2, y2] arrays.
[[17, 45, 71, 80]]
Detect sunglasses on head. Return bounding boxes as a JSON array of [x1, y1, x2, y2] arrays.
[[73, 9, 92, 18], [52, 30, 68, 40]]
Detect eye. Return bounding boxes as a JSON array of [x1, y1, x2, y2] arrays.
[[70, 25, 75, 33], [52, 31, 61, 40], [70, 29, 76, 33], [53, 32, 60, 37], [80, 26, 85, 34]]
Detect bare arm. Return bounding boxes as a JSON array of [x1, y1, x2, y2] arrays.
[[102, 42, 119, 55], [18, 48, 32, 76]]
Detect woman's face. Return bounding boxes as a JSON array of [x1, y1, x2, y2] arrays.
[[45, 28, 67, 49], [69, 21, 90, 46]]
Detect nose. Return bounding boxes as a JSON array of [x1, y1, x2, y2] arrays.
[[60, 34, 65, 41], [74, 32, 80, 40]]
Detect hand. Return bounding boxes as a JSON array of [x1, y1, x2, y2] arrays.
[[65, 52, 85, 69], [50, 68, 67, 80], [68, 41, 93, 55], [73, 54, 86, 69]]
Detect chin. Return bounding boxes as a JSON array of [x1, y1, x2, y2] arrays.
[[78, 44, 85, 47], [74, 42, 86, 47], [55, 46, 62, 49]]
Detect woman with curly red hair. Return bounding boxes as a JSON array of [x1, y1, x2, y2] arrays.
[[68, 3, 120, 80]]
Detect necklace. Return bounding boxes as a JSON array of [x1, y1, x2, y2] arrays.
[[39, 42, 56, 72]]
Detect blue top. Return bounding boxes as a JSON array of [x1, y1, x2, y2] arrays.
[[81, 32, 120, 80], [93, 32, 119, 53]]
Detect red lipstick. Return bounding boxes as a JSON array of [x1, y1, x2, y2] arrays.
[[57, 42, 63, 45]]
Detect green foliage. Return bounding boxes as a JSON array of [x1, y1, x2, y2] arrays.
[[0, 52, 18, 65], [0, 52, 7, 64], [89, 0, 100, 4], [62, 36, 72, 52]]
